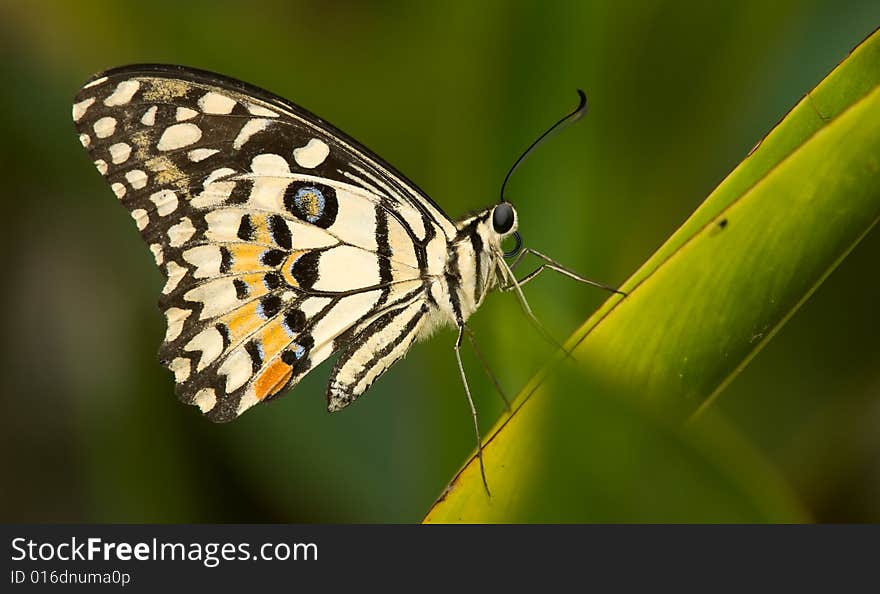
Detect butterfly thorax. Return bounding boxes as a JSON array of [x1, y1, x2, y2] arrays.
[[440, 207, 515, 324]]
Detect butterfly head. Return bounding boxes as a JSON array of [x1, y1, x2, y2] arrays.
[[489, 202, 522, 258]]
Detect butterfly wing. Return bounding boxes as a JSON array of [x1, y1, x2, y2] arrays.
[[72, 64, 452, 421], [326, 299, 430, 412]]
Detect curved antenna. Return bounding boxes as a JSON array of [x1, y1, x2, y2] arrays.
[[499, 89, 588, 203]]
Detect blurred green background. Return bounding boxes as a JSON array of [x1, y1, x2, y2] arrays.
[[1, 1, 878, 523]]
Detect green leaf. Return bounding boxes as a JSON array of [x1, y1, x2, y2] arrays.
[[424, 28, 880, 523]]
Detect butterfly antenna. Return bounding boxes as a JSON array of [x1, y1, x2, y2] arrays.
[[499, 89, 589, 203]]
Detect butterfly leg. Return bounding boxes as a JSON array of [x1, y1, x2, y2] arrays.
[[497, 257, 573, 359], [455, 323, 491, 497], [505, 247, 531, 272], [501, 248, 626, 295], [464, 325, 511, 411], [494, 256, 580, 366]]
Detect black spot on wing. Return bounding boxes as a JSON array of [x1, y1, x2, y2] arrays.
[[263, 271, 283, 290], [283, 181, 338, 228], [259, 294, 282, 319], [298, 334, 315, 351], [233, 278, 249, 299], [227, 179, 253, 205], [268, 214, 292, 249], [280, 333, 313, 377], [237, 215, 255, 240], [283, 309, 306, 335], [290, 251, 319, 289], [219, 246, 233, 273], [281, 349, 298, 366], [260, 249, 286, 267], [216, 323, 231, 350], [245, 339, 263, 373]]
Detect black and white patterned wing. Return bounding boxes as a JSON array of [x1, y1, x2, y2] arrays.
[[72, 65, 451, 421]]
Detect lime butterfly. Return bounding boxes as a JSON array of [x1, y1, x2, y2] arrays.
[[72, 65, 620, 492]]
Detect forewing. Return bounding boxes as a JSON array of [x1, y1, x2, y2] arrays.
[[72, 65, 446, 421]]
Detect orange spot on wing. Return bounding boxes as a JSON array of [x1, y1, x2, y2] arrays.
[[254, 359, 293, 401], [260, 321, 291, 359], [223, 301, 264, 340], [252, 214, 275, 244], [227, 244, 272, 273], [280, 251, 307, 287]]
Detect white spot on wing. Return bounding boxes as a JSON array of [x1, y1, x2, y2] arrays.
[[112, 183, 127, 199], [83, 76, 108, 89], [386, 215, 419, 268], [250, 153, 290, 175], [192, 167, 237, 208], [164, 307, 191, 341], [313, 246, 381, 290], [131, 208, 148, 229], [149, 243, 163, 265], [109, 142, 131, 164], [182, 245, 223, 279], [192, 180, 236, 209], [150, 189, 179, 216], [293, 138, 330, 169], [168, 217, 196, 247], [176, 107, 198, 121], [93, 116, 116, 138], [194, 388, 217, 413], [94, 159, 108, 175], [188, 148, 219, 162], [141, 106, 157, 126], [218, 349, 253, 392], [157, 123, 202, 151], [164, 261, 186, 294], [233, 118, 270, 149], [247, 104, 278, 117], [125, 169, 148, 189], [204, 210, 242, 242], [72, 97, 95, 122], [205, 168, 236, 185], [79, 133, 91, 147], [310, 291, 381, 346], [425, 233, 446, 275], [103, 80, 140, 106], [300, 297, 331, 318], [399, 203, 427, 242], [169, 357, 191, 382], [185, 278, 239, 320], [246, 155, 291, 210], [199, 92, 236, 114], [328, 188, 379, 252], [185, 327, 224, 371], [285, 219, 339, 249], [236, 388, 261, 415]]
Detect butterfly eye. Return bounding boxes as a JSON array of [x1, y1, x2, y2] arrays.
[[492, 203, 515, 234]]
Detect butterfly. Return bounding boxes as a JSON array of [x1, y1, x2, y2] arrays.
[[72, 65, 621, 492]]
